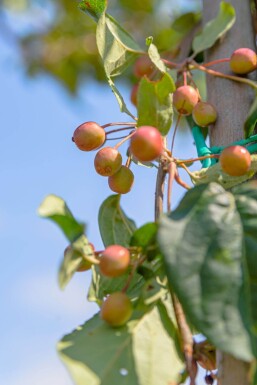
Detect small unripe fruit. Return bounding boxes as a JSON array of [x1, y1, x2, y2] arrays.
[[130, 126, 163, 162], [133, 56, 154, 78], [99, 245, 130, 277], [130, 83, 139, 106], [230, 48, 257, 74], [192, 102, 217, 127], [173, 85, 199, 115], [73, 121, 105, 151], [220, 145, 251, 176], [77, 243, 95, 272], [108, 166, 134, 194], [101, 292, 133, 327], [94, 147, 122, 176]]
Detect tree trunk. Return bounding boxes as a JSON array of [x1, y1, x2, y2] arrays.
[[202, 0, 256, 384]]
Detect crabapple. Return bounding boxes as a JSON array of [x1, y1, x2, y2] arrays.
[[133, 55, 154, 78], [173, 85, 199, 115], [100, 292, 133, 327], [130, 126, 163, 162], [220, 145, 251, 176], [72, 121, 105, 151], [230, 48, 257, 74], [108, 166, 134, 194], [192, 102, 217, 127], [99, 245, 130, 277], [94, 147, 122, 176], [77, 243, 95, 272]]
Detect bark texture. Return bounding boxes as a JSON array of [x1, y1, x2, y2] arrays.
[[202, 1, 256, 384]]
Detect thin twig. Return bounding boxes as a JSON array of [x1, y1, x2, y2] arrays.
[[191, 61, 257, 90], [171, 292, 196, 385]]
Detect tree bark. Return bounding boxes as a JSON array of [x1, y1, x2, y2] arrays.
[[202, 0, 256, 384]]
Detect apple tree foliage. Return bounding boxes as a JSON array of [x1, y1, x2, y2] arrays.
[[37, 1, 257, 384]]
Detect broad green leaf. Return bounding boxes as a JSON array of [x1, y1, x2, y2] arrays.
[[79, 0, 107, 21], [158, 183, 253, 362], [192, 2, 235, 55], [88, 265, 144, 305], [106, 75, 136, 119], [58, 305, 184, 385], [96, 13, 142, 77], [147, 41, 167, 73], [244, 94, 257, 138], [172, 12, 201, 34], [137, 74, 175, 135], [98, 194, 136, 247], [130, 223, 157, 250], [38, 195, 85, 243], [130, 223, 161, 262], [232, 182, 257, 357], [59, 235, 95, 290]]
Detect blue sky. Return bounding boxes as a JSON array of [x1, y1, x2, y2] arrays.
[[0, 9, 202, 384]]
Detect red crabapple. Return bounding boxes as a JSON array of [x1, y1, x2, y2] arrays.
[[220, 145, 251, 176], [94, 147, 122, 176], [73, 121, 105, 151], [192, 102, 217, 127], [173, 85, 199, 115], [99, 245, 130, 277], [230, 48, 257, 74], [108, 166, 134, 194], [130, 126, 163, 162], [100, 292, 133, 327]]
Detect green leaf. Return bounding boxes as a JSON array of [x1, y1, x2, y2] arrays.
[[130, 223, 160, 261], [98, 194, 136, 247], [58, 306, 184, 385], [172, 12, 201, 34], [96, 13, 142, 77], [79, 0, 107, 21], [88, 265, 144, 304], [244, 94, 257, 138], [147, 41, 167, 73], [137, 74, 175, 135], [232, 182, 257, 357], [59, 235, 95, 290], [38, 195, 85, 243], [192, 2, 235, 55], [106, 75, 136, 119], [158, 183, 253, 362]]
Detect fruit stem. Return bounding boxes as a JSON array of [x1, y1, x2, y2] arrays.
[[161, 58, 180, 68], [190, 61, 257, 90], [175, 170, 191, 190], [106, 126, 136, 135], [121, 255, 146, 293], [202, 57, 230, 68], [102, 122, 136, 129], [114, 131, 136, 149], [183, 71, 187, 86], [171, 114, 182, 154]]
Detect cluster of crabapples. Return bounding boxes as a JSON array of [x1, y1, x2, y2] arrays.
[[71, 48, 256, 327], [72, 121, 164, 194]]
